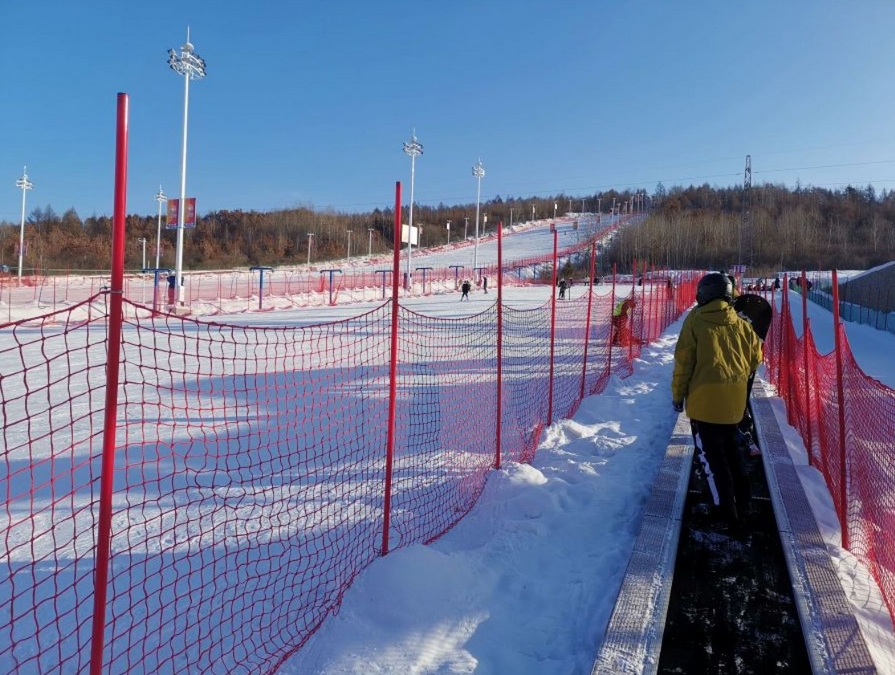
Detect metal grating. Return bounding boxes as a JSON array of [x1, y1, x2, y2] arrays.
[[592, 414, 694, 675]]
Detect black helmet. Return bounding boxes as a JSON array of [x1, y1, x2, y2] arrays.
[[696, 272, 733, 306]]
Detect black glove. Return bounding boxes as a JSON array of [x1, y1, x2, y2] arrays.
[[672, 400, 684, 413]]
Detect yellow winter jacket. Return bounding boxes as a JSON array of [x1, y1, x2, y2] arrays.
[[671, 299, 763, 424]]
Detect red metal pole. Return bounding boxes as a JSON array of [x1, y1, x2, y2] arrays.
[[779, 274, 788, 392], [607, 263, 617, 378], [381, 181, 401, 556], [629, 259, 637, 363], [831, 269, 849, 549], [89, 92, 129, 675], [801, 271, 813, 462], [547, 229, 558, 425], [495, 221, 504, 469], [579, 242, 597, 400]]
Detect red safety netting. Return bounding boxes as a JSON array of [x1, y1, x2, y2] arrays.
[[1, 274, 691, 674], [764, 287, 895, 627]]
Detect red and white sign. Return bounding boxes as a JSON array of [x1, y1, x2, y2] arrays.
[[165, 198, 198, 229]]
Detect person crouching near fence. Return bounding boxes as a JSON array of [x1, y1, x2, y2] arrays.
[[671, 272, 763, 529]]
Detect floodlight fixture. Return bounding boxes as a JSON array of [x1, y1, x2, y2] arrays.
[[15, 167, 33, 284], [403, 128, 423, 284], [167, 27, 206, 306], [472, 159, 485, 270], [154, 186, 166, 269]]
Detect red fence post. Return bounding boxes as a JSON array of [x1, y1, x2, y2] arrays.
[[801, 270, 814, 462], [495, 221, 504, 469], [579, 242, 597, 400], [831, 269, 850, 549], [89, 92, 129, 675], [607, 263, 617, 378], [629, 259, 637, 363], [547, 229, 558, 425], [381, 181, 401, 556]]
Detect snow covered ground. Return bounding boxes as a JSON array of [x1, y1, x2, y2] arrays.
[[275, 298, 895, 675], [2, 216, 893, 673]]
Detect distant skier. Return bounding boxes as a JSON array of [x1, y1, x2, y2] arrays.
[[482, 276, 488, 294], [558, 278, 567, 300], [460, 279, 471, 301]]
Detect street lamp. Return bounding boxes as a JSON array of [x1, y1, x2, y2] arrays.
[[446, 220, 451, 245], [307, 233, 314, 266], [531, 204, 535, 221], [346, 229, 352, 261], [15, 166, 33, 284], [554, 202, 557, 219], [367, 227, 374, 257], [138, 237, 147, 270], [510, 208, 513, 227], [154, 185, 166, 268], [472, 159, 485, 271], [403, 129, 423, 284], [167, 27, 206, 306], [464, 216, 469, 239]]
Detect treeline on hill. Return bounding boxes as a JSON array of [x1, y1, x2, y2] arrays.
[[605, 183, 895, 276], [1, 183, 894, 275], [0, 193, 631, 274]]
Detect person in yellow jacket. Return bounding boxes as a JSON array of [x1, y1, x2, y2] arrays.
[[671, 272, 763, 528], [611, 296, 636, 345]]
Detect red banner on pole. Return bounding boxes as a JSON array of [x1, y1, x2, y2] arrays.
[[184, 198, 197, 228], [165, 198, 197, 229], [166, 199, 179, 229]]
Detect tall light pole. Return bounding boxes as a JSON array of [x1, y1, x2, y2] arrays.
[[154, 185, 166, 268], [510, 208, 513, 227], [464, 216, 469, 239], [15, 167, 33, 284], [472, 159, 485, 271], [367, 227, 374, 257], [138, 237, 147, 270], [554, 202, 557, 219], [446, 220, 451, 245], [403, 129, 423, 284], [167, 27, 206, 306], [307, 233, 314, 266], [531, 204, 535, 221], [346, 229, 352, 261]]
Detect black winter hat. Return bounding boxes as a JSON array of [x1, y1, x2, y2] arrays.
[[696, 272, 733, 306]]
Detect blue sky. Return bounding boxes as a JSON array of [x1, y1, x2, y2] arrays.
[[2, 1, 895, 222]]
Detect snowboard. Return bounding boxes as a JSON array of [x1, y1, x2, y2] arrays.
[[733, 293, 772, 341]]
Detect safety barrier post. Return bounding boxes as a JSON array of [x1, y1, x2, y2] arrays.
[[495, 221, 504, 469], [381, 181, 402, 556], [607, 263, 617, 378], [89, 92, 129, 675], [831, 269, 849, 549], [801, 270, 814, 463], [779, 275, 788, 398], [629, 259, 637, 363], [547, 229, 558, 425], [579, 242, 597, 400]]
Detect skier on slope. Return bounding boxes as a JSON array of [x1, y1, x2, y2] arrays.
[[460, 279, 471, 301], [671, 272, 763, 530]]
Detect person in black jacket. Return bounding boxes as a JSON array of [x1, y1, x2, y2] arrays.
[[460, 279, 471, 301]]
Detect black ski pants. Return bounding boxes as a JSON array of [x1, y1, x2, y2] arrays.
[[693, 420, 752, 524]]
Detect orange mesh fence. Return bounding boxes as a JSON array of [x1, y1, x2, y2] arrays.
[[1, 276, 690, 673], [764, 288, 895, 627]]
